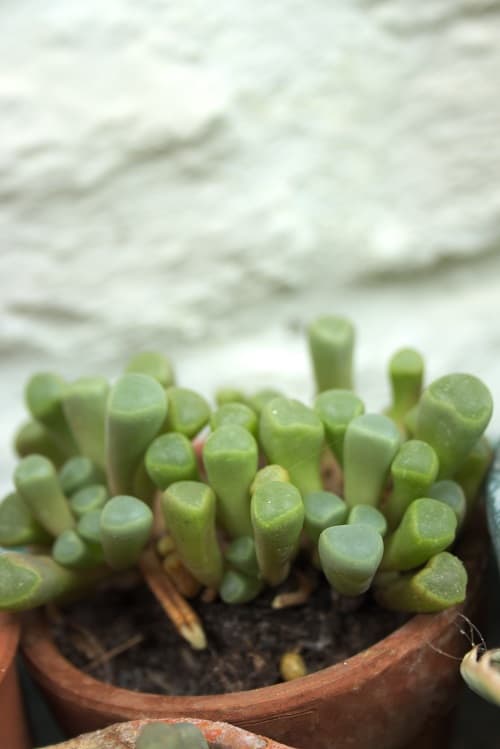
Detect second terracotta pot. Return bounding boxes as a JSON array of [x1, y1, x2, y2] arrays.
[[42, 717, 294, 749]]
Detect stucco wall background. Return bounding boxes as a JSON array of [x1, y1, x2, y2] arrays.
[[2, 1, 500, 490]]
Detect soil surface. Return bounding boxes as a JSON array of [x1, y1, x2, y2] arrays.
[[52, 571, 408, 696]]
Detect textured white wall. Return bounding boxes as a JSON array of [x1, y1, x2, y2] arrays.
[[2, 1, 500, 489]]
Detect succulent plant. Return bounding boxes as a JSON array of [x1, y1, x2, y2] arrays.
[[0, 315, 492, 657]]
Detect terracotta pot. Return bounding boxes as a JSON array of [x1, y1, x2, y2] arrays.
[[21, 513, 487, 749], [0, 613, 31, 749], [41, 717, 295, 748]]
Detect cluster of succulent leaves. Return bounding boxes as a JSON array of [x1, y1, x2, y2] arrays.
[[0, 317, 494, 617]]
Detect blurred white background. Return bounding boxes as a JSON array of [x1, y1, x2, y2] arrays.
[[2, 1, 500, 491]]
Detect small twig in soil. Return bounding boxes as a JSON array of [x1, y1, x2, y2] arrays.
[[83, 633, 144, 672], [140, 547, 207, 650], [272, 570, 317, 609]]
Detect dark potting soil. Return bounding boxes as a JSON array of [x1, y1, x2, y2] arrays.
[[52, 574, 408, 696]]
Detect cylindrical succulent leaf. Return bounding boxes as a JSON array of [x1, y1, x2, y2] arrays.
[[161, 481, 223, 588], [387, 348, 424, 425], [14, 455, 74, 536], [100, 496, 153, 570], [246, 389, 282, 415], [343, 414, 401, 507], [224, 536, 259, 577], [375, 551, 467, 613], [69, 484, 109, 518], [428, 480, 467, 529], [303, 490, 347, 544], [314, 389, 365, 466], [59, 456, 103, 496], [348, 505, 387, 538], [0, 492, 52, 547], [77, 509, 103, 546], [259, 397, 324, 496], [403, 404, 419, 437], [136, 721, 209, 749], [106, 373, 168, 495], [62, 377, 109, 470], [384, 440, 439, 529], [25, 373, 77, 453], [220, 569, 263, 604], [210, 402, 258, 437], [0, 551, 103, 611], [125, 351, 175, 389], [250, 465, 290, 495], [308, 315, 355, 392], [145, 433, 199, 490], [381, 497, 457, 571], [52, 529, 103, 569], [318, 524, 384, 596], [215, 388, 246, 407], [416, 373, 493, 479], [14, 420, 67, 466], [164, 387, 210, 438], [203, 425, 258, 538], [455, 436, 493, 508], [250, 481, 304, 586]]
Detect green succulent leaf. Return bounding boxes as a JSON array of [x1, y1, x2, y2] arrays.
[[52, 529, 103, 569], [69, 484, 109, 518], [164, 387, 210, 438], [0, 551, 103, 611], [251, 481, 304, 586], [125, 351, 175, 389], [259, 397, 324, 496], [59, 456, 103, 496], [145, 433, 199, 490], [381, 497, 457, 571], [136, 722, 209, 749], [162, 481, 223, 588], [224, 536, 259, 577], [348, 505, 387, 538], [416, 374, 493, 479], [14, 455, 74, 537], [375, 551, 467, 613], [25, 373, 77, 454], [106, 374, 167, 495], [0, 492, 52, 547], [308, 315, 355, 392], [100, 496, 153, 570], [318, 523, 384, 596], [62, 377, 109, 470], [384, 440, 439, 529], [387, 348, 424, 425], [14, 420, 67, 467], [220, 569, 262, 604], [210, 402, 258, 437], [343, 414, 401, 507], [203, 425, 258, 538], [314, 389, 365, 466], [428, 480, 467, 529], [303, 490, 347, 544]]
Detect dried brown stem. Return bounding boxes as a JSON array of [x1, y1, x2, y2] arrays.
[[139, 547, 207, 650], [84, 633, 144, 672], [272, 570, 317, 609]]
